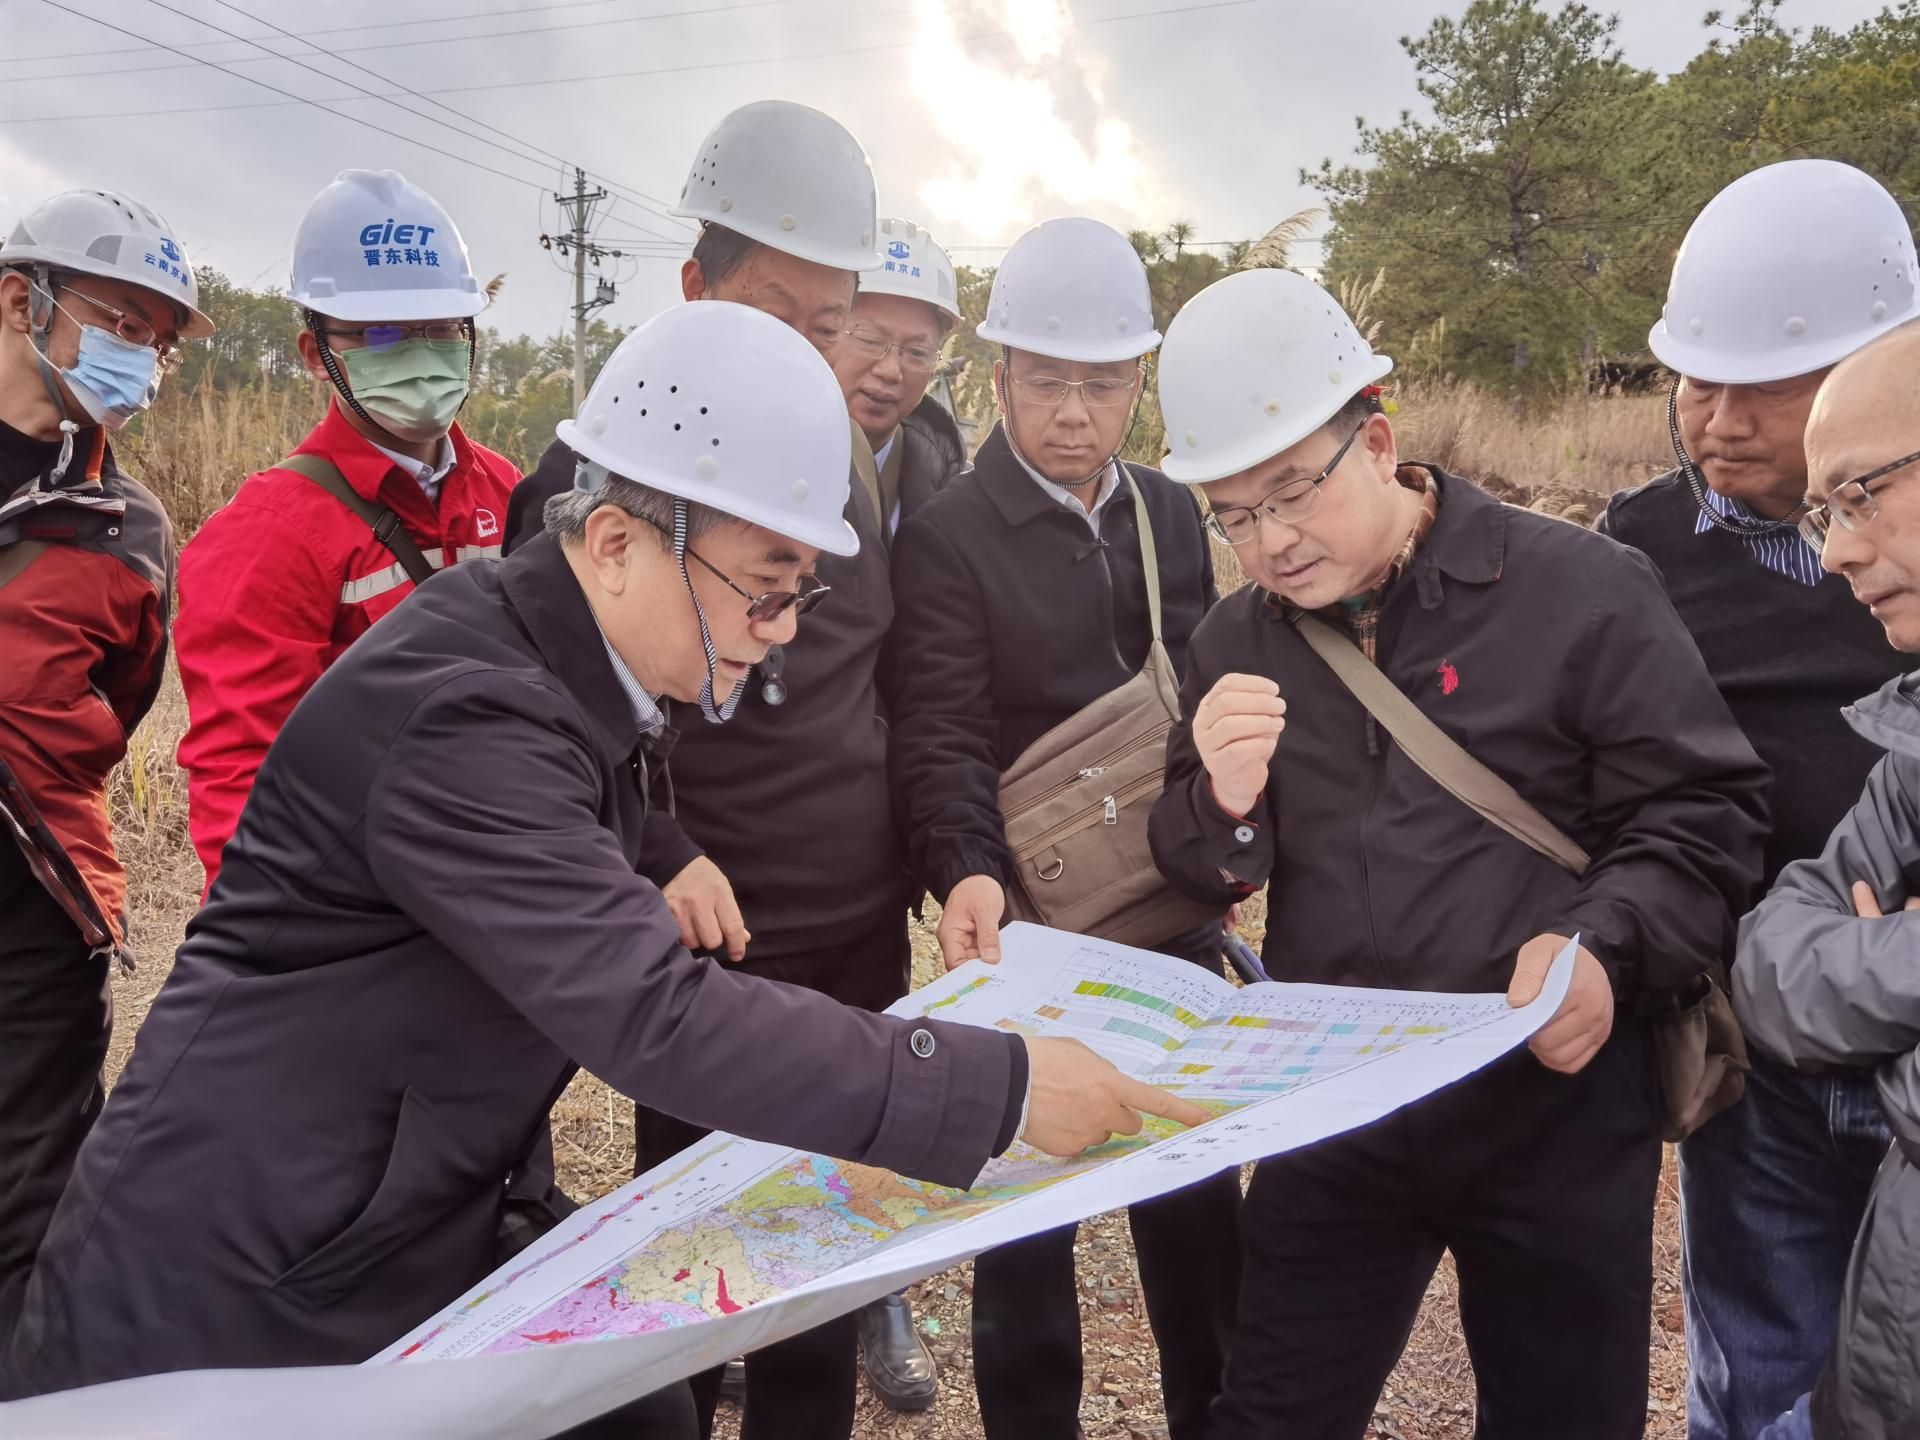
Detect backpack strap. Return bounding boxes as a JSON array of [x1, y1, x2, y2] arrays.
[[277, 453, 437, 588], [1121, 465, 1165, 644]]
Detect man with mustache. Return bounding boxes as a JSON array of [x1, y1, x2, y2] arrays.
[[1149, 267, 1768, 1438], [1597, 160, 1918, 1440], [1736, 316, 1920, 1440]]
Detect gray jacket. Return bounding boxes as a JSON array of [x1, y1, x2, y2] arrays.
[[1735, 671, 1920, 1440]]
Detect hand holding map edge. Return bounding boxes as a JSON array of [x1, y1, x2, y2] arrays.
[[1020, 1035, 1210, 1155]]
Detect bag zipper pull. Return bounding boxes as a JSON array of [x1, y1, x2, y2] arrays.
[[1102, 795, 1119, 825], [1077, 766, 1106, 780]]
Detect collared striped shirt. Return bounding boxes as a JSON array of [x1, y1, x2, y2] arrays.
[[595, 627, 665, 737], [1694, 485, 1824, 587]]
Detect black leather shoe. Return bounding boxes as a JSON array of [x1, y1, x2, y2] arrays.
[[858, 1294, 937, 1411]]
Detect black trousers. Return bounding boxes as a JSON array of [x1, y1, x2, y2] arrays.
[[633, 915, 912, 1440], [971, 931, 1244, 1440], [0, 849, 111, 1352], [1208, 1024, 1664, 1440]]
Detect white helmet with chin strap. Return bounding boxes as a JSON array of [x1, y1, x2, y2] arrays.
[[1650, 159, 1918, 386], [860, 217, 961, 323], [556, 300, 855, 722], [978, 217, 1159, 489], [672, 101, 881, 273], [1158, 268, 1393, 485], [2, 189, 214, 443]]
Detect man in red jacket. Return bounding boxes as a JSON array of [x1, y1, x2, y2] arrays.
[[174, 170, 518, 892], [0, 188, 213, 1342]]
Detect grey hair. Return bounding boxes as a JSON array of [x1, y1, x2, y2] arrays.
[[542, 465, 732, 547]]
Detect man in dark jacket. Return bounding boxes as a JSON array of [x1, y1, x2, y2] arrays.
[[0, 189, 211, 1346], [1596, 160, 1918, 1440], [889, 217, 1241, 1440], [1739, 317, 1920, 1440], [1148, 268, 1769, 1438], [828, 216, 967, 536], [502, 102, 935, 1435], [3, 301, 1198, 1429]]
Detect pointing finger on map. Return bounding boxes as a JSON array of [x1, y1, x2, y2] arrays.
[[1020, 1037, 1208, 1157]]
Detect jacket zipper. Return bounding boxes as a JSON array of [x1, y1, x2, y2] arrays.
[[1003, 724, 1171, 819]]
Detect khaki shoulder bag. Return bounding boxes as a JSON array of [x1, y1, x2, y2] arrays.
[[996, 472, 1223, 950], [1292, 612, 1748, 1142]]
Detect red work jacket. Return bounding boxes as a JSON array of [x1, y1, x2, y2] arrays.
[[174, 402, 519, 890]]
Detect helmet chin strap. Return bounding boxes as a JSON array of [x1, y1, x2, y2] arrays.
[[24, 269, 83, 474], [670, 497, 748, 724], [1670, 376, 1794, 537], [996, 346, 1140, 493]]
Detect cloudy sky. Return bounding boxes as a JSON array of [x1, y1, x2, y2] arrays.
[[0, 0, 1887, 340]]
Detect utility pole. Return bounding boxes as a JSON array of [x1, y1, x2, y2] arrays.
[[549, 167, 612, 411]]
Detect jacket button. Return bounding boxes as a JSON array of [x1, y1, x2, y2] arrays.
[[1233, 825, 1255, 845], [910, 1028, 937, 1059]]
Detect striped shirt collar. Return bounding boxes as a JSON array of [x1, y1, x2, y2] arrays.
[[592, 624, 665, 737], [1694, 484, 1825, 587]]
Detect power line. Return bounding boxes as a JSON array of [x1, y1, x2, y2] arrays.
[[190, 0, 691, 240], [30, 0, 561, 196], [13, 0, 817, 64], [11, 0, 832, 87], [4, 0, 1275, 124]]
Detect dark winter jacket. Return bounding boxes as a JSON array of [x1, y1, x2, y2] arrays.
[[1148, 467, 1770, 1001], [1598, 469, 1903, 891], [6, 532, 1023, 1396], [887, 423, 1217, 903], [890, 393, 968, 530], [506, 425, 911, 956], [0, 419, 173, 955], [1736, 672, 1920, 1440]]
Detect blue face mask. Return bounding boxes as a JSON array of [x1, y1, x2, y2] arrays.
[[58, 324, 163, 431]]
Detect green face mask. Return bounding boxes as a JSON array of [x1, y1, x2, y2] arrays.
[[339, 338, 471, 444]]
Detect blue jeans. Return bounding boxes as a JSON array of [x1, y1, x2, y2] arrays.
[[1681, 1050, 1892, 1440]]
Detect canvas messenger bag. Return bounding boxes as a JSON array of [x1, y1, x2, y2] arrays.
[[995, 472, 1223, 950]]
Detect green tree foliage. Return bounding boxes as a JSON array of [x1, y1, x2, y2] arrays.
[[1312, 0, 1920, 397]]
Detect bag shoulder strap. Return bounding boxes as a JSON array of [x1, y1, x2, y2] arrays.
[[1121, 464, 1165, 644], [1292, 612, 1591, 876], [277, 453, 437, 587]]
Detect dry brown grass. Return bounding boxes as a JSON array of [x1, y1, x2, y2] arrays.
[[98, 385, 1687, 1437], [122, 377, 323, 536]]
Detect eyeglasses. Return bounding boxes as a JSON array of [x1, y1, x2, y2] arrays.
[[642, 517, 829, 621], [324, 320, 469, 351], [841, 326, 939, 372], [52, 287, 180, 362], [1203, 424, 1365, 545], [1010, 372, 1138, 408], [1796, 447, 1920, 552]]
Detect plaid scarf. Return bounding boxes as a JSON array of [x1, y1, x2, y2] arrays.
[[1328, 468, 1439, 662]]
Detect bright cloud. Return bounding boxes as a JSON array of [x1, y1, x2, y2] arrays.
[[909, 0, 1172, 241]]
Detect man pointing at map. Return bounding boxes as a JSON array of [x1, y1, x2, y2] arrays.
[[2, 302, 1201, 1424]]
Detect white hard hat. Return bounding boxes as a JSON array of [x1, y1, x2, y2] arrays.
[[860, 217, 961, 323], [290, 170, 486, 323], [1, 189, 214, 339], [557, 301, 857, 556], [1158, 269, 1393, 485], [673, 101, 879, 273], [976, 217, 1159, 364], [1650, 159, 1919, 385]]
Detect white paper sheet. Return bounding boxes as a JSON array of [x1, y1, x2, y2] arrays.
[[2, 926, 1574, 1440]]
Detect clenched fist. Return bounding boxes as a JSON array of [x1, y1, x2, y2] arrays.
[[1193, 673, 1286, 817]]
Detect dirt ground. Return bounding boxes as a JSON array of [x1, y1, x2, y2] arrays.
[[105, 751, 1691, 1440]]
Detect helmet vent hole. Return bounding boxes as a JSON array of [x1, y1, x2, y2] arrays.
[[673, 422, 682, 432], [670, 385, 678, 393], [640, 408, 647, 417], [711, 438, 721, 447], [700, 406, 709, 414]]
